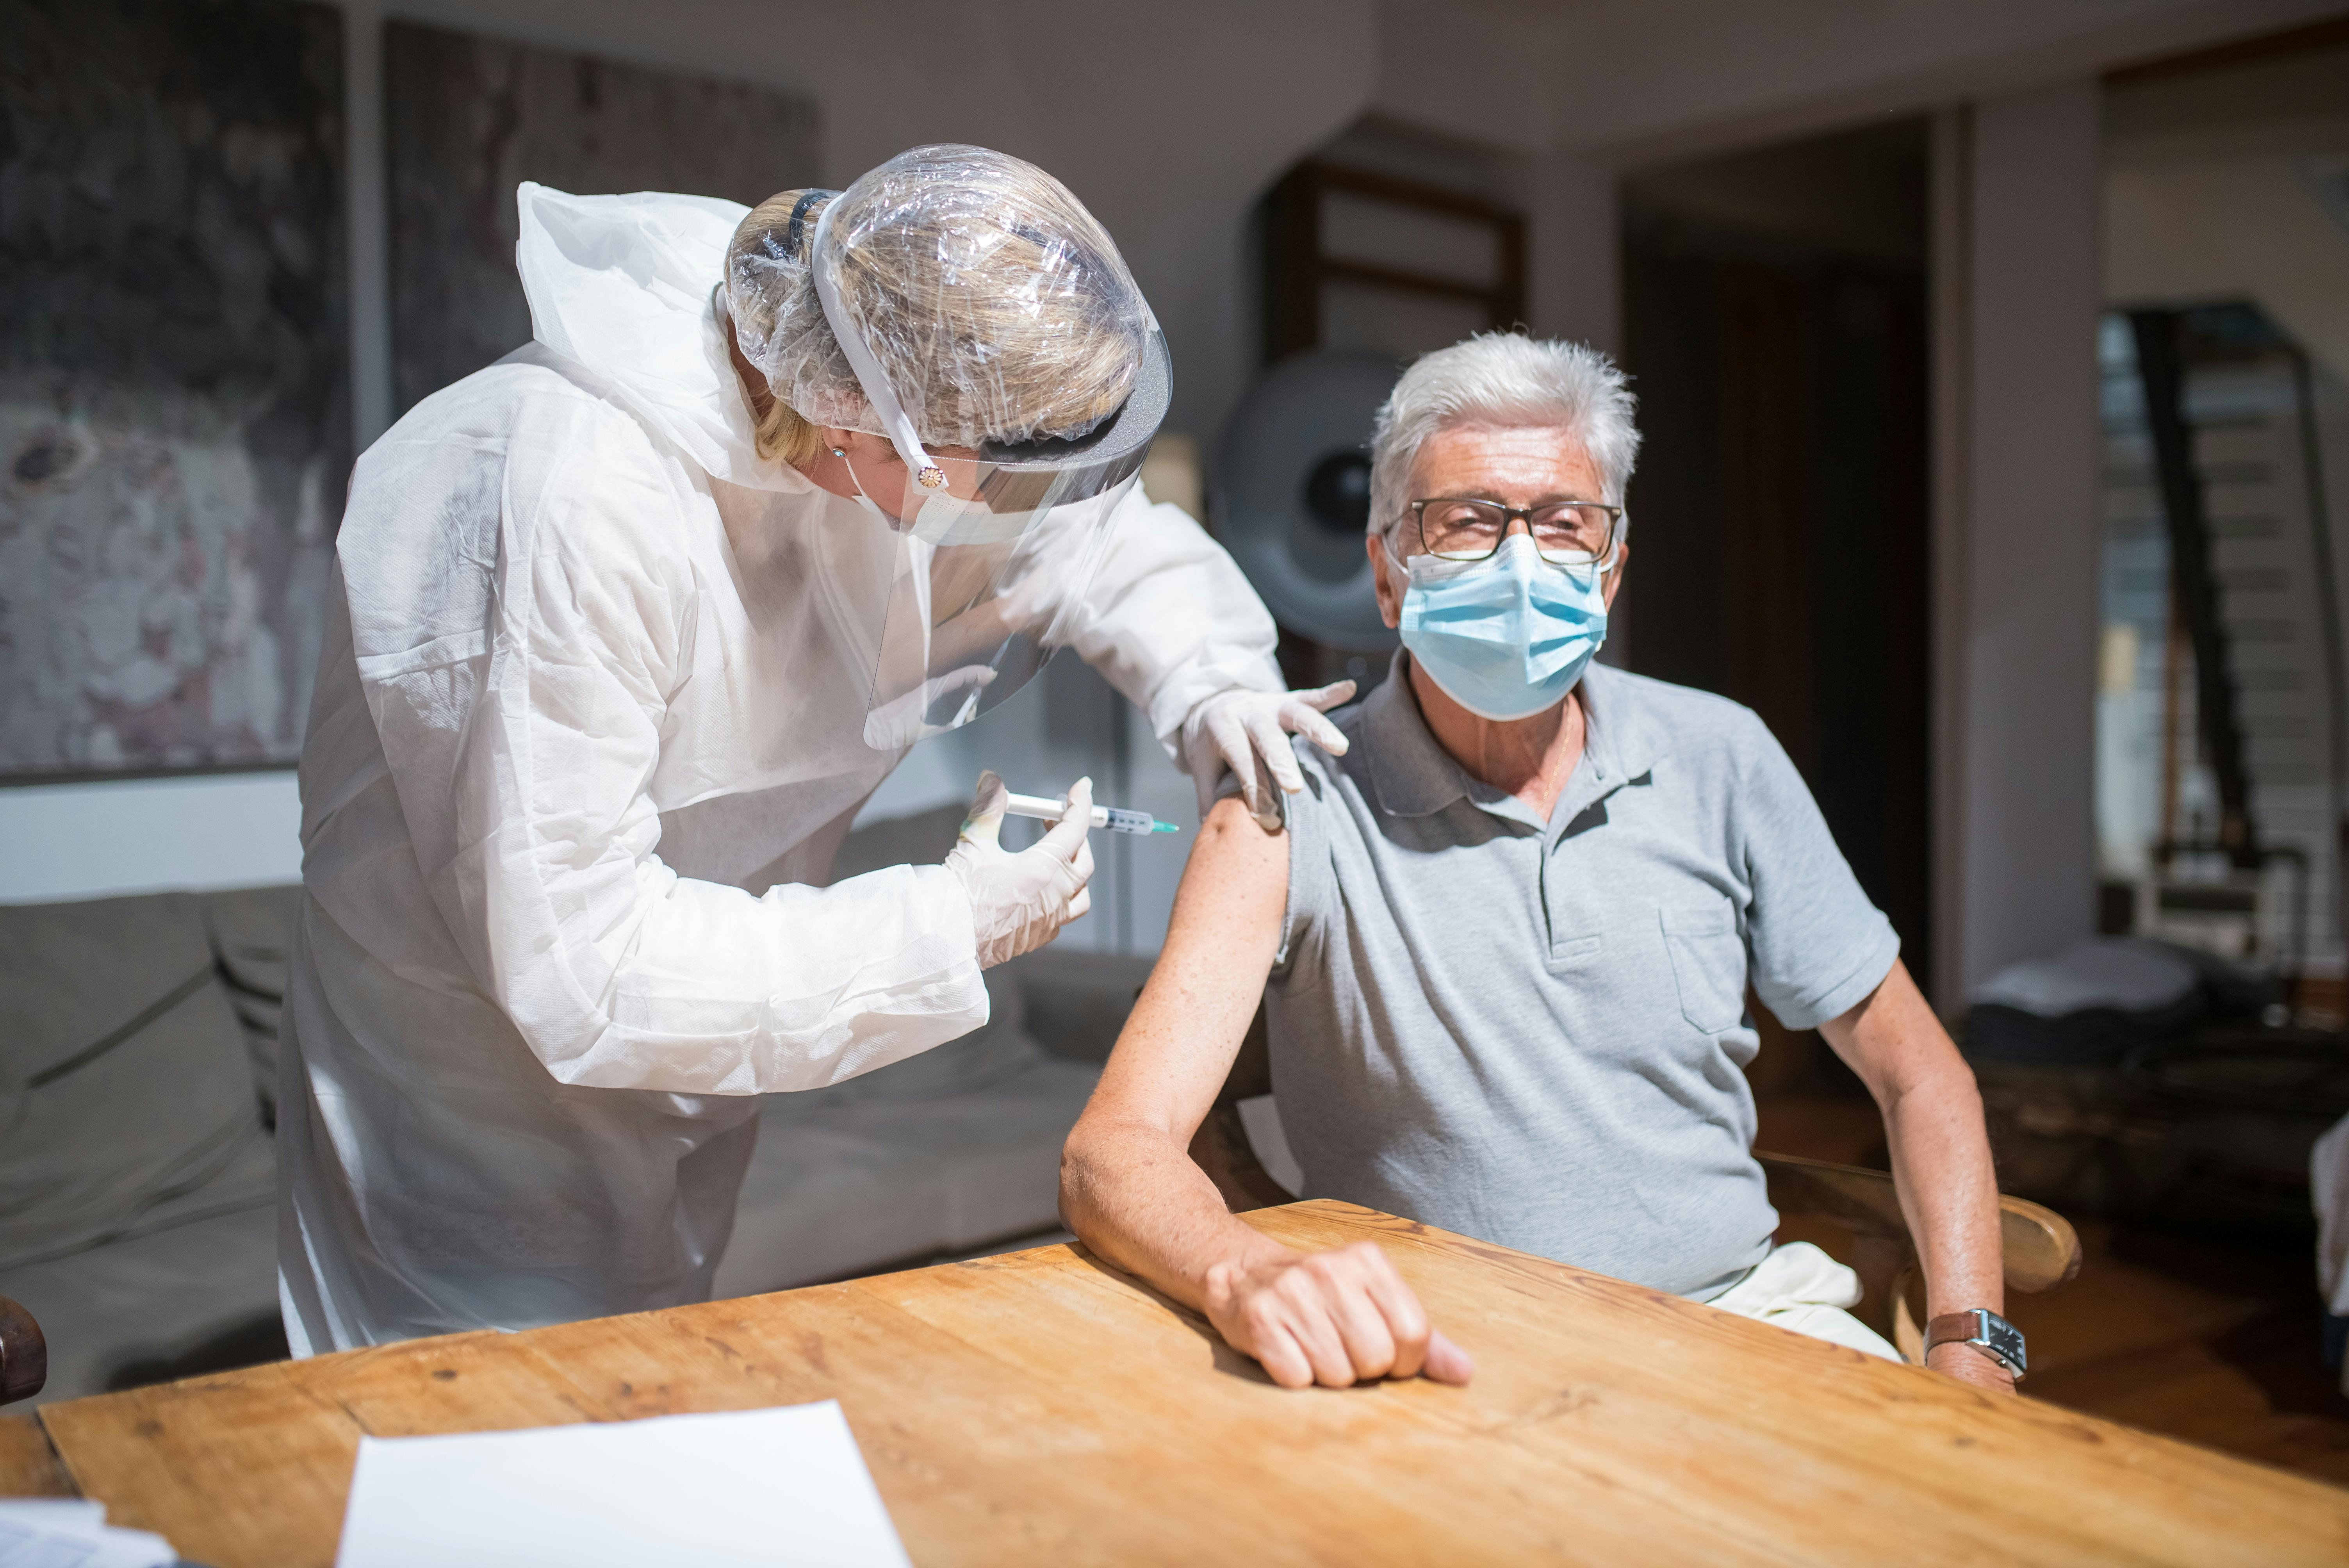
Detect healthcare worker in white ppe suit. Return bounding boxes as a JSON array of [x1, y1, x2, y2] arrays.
[[278, 144, 1352, 1354]]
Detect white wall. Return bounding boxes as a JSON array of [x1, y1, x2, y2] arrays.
[[0, 773, 303, 903], [2103, 37, 2349, 385], [1553, 0, 2346, 169], [1952, 79, 2107, 992]]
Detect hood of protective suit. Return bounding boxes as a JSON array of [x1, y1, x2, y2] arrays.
[[514, 181, 809, 494]]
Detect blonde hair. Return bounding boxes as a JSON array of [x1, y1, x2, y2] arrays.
[[721, 292, 826, 466], [725, 146, 1151, 455], [753, 395, 824, 467]]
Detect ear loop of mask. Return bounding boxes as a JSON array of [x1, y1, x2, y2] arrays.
[[833, 431, 1012, 546], [834, 443, 908, 532], [810, 196, 949, 494]]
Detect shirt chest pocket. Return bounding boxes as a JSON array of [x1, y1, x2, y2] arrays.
[[1660, 899, 1747, 1033]]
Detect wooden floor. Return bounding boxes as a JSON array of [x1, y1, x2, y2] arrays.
[[1756, 1091, 2349, 1486]]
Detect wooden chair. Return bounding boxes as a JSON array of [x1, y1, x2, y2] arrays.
[[1192, 1008, 2083, 1365], [1755, 1149, 2081, 1361], [0, 1295, 45, 1406]]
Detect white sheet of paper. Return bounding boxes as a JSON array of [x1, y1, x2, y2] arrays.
[[0, 1501, 106, 1535], [332, 1400, 912, 1568], [0, 1500, 176, 1568]]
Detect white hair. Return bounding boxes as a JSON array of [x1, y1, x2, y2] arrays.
[[1367, 333, 1641, 542]]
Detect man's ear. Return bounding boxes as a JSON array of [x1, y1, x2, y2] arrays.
[[1372, 526, 1400, 624], [1602, 540, 1629, 611]]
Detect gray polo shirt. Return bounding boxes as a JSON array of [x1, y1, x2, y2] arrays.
[[1266, 653, 1900, 1300]]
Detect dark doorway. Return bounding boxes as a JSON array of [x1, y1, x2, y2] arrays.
[[1622, 119, 1934, 1001]]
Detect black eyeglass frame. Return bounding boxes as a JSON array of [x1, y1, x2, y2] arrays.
[[1405, 497, 1627, 572]]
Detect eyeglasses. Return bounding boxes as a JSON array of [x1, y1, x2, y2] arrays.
[[1407, 497, 1624, 570]]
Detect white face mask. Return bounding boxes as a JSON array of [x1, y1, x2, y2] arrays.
[[839, 446, 1055, 547], [909, 490, 1039, 547]]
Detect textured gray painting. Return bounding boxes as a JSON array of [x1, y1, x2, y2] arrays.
[[0, 0, 349, 780], [386, 22, 820, 415]]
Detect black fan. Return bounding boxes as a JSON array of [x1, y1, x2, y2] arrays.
[[1214, 351, 1402, 651]]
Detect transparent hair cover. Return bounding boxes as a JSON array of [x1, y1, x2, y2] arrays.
[[722, 144, 1166, 746]]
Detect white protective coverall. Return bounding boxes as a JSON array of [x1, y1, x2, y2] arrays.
[[277, 186, 1281, 1354]]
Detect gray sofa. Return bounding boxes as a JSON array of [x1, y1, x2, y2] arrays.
[[0, 809, 1151, 1406]]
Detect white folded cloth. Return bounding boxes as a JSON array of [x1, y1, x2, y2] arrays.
[[1707, 1240, 1904, 1362]]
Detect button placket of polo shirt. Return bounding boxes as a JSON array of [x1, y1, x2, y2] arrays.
[[1539, 773, 1627, 970]]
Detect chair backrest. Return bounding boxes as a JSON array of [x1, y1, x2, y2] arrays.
[[1757, 1149, 2083, 1294], [0, 1295, 45, 1406]]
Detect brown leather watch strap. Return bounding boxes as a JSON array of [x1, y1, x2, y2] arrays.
[[1925, 1311, 1977, 1348], [1924, 1309, 2025, 1378]]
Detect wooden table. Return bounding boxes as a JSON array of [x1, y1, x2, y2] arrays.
[[8, 1201, 2345, 1565]]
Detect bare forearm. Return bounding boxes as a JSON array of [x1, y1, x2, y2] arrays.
[[1060, 794, 1295, 1307], [1821, 959, 2010, 1388], [1062, 1120, 1296, 1310], [1064, 1114, 1469, 1389], [1053, 796, 1465, 1390], [1883, 1066, 2003, 1319]]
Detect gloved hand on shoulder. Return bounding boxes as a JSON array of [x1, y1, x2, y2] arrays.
[[945, 771, 1095, 969], [1181, 683, 1356, 830]]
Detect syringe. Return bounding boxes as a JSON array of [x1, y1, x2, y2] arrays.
[[1003, 791, 1180, 836]]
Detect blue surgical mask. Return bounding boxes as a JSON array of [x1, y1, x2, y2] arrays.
[[1395, 533, 1609, 720]]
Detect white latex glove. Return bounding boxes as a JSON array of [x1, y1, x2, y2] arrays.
[[945, 771, 1096, 969], [1181, 683, 1357, 830]]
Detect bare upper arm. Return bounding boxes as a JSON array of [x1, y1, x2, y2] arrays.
[[1816, 958, 1967, 1105], [1080, 795, 1290, 1145]]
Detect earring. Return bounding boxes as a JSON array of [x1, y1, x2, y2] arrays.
[[829, 446, 845, 458]]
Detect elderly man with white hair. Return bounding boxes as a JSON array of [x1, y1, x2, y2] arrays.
[[1060, 333, 2020, 1394]]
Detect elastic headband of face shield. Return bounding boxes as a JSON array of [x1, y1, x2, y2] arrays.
[[805, 192, 1170, 505]]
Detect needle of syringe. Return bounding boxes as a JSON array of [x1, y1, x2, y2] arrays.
[[1002, 791, 1180, 836]]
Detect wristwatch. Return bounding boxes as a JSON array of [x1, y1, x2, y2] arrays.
[[1924, 1308, 2026, 1380]]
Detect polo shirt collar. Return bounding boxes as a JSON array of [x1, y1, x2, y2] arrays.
[[1362, 651, 1469, 818], [1362, 652, 1658, 826], [1580, 662, 1659, 782]]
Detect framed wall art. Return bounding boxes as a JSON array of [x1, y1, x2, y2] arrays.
[[0, 0, 349, 781], [385, 20, 820, 416]]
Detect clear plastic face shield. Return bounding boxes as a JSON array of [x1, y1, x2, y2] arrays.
[[839, 424, 1154, 748], [807, 194, 1169, 750]]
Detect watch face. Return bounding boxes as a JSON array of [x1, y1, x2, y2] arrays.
[[1982, 1312, 2027, 1376]]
